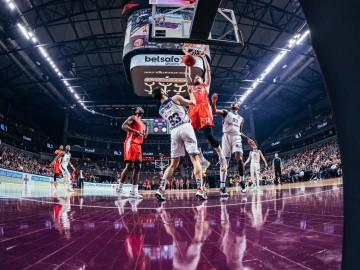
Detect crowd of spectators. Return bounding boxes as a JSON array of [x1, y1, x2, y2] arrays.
[[0, 146, 52, 175], [0, 139, 342, 187], [259, 140, 341, 184]]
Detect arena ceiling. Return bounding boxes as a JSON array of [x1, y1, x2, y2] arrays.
[[0, 0, 329, 142]]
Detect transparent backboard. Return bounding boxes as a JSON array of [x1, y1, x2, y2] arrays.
[[149, 3, 244, 46]]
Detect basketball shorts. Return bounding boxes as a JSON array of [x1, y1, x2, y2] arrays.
[[60, 164, 70, 176], [222, 133, 243, 157], [54, 163, 61, 174], [170, 123, 200, 158], [250, 163, 261, 180], [124, 142, 142, 162], [188, 103, 214, 132]]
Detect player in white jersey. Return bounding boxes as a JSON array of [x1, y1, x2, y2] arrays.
[[152, 87, 207, 200], [245, 145, 267, 189], [50, 145, 76, 192], [211, 93, 256, 196]]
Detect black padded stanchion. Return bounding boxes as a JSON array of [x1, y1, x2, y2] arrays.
[[299, 0, 360, 269]]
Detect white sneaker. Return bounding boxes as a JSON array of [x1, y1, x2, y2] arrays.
[[155, 189, 166, 201], [117, 189, 130, 198], [129, 190, 143, 199], [196, 188, 208, 200], [219, 158, 227, 172], [115, 199, 129, 215], [129, 198, 142, 212]]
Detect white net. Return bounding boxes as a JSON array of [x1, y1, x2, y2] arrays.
[[182, 43, 207, 56]]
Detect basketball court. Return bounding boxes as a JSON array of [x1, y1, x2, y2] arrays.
[[0, 178, 343, 269], [0, 0, 352, 269]]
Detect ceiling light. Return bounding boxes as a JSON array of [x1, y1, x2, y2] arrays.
[[239, 29, 310, 104], [74, 94, 80, 100], [8, 2, 15, 10], [17, 24, 30, 40]]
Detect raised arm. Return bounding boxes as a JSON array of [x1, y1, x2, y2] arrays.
[[121, 115, 142, 137], [259, 150, 268, 167], [201, 54, 211, 87], [211, 93, 227, 116], [185, 66, 192, 87], [172, 86, 196, 107]]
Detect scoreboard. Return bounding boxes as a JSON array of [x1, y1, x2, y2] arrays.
[[144, 118, 170, 135]]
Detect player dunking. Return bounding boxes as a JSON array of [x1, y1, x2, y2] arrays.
[[152, 86, 207, 200], [185, 54, 227, 172], [211, 93, 256, 195], [245, 145, 268, 190], [117, 107, 148, 199], [50, 145, 76, 192], [52, 145, 63, 189]]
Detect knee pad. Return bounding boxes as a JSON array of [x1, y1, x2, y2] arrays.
[[202, 126, 220, 148]]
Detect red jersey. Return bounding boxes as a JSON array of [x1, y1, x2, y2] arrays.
[[125, 118, 144, 145], [54, 150, 63, 174], [193, 84, 209, 104]]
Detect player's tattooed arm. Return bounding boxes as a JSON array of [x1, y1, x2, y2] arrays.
[[122, 116, 142, 137], [211, 93, 227, 116], [201, 54, 211, 87]]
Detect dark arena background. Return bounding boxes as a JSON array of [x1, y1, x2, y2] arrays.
[[0, 0, 359, 269]]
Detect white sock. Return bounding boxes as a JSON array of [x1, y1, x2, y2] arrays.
[[196, 178, 203, 189], [220, 169, 227, 188], [160, 179, 168, 191]]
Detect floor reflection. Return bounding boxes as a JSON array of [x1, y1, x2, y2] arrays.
[[0, 179, 343, 269]]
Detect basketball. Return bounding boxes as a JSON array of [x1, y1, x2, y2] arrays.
[[182, 54, 196, 67]]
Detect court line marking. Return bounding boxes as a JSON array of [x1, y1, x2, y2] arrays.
[[0, 186, 343, 211]]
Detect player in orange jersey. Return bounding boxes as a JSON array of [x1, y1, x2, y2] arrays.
[[52, 145, 63, 189], [185, 54, 227, 172], [117, 107, 148, 199]]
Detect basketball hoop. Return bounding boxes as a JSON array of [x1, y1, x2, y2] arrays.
[[182, 43, 206, 57]]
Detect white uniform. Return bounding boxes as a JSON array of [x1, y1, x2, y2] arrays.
[[159, 98, 199, 158], [222, 111, 244, 157], [250, 150, 261, 180], [60, 152, 71, 175]]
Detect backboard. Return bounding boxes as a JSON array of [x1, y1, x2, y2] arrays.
[[149, 2, 244, 46]]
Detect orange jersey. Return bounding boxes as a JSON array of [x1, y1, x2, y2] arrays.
[[125, 118, 144, 145], [193, 84, 209, 104], [54, 150, 63, 173]]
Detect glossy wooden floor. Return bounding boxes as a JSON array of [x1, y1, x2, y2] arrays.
[[0, 178, 343, 269]]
